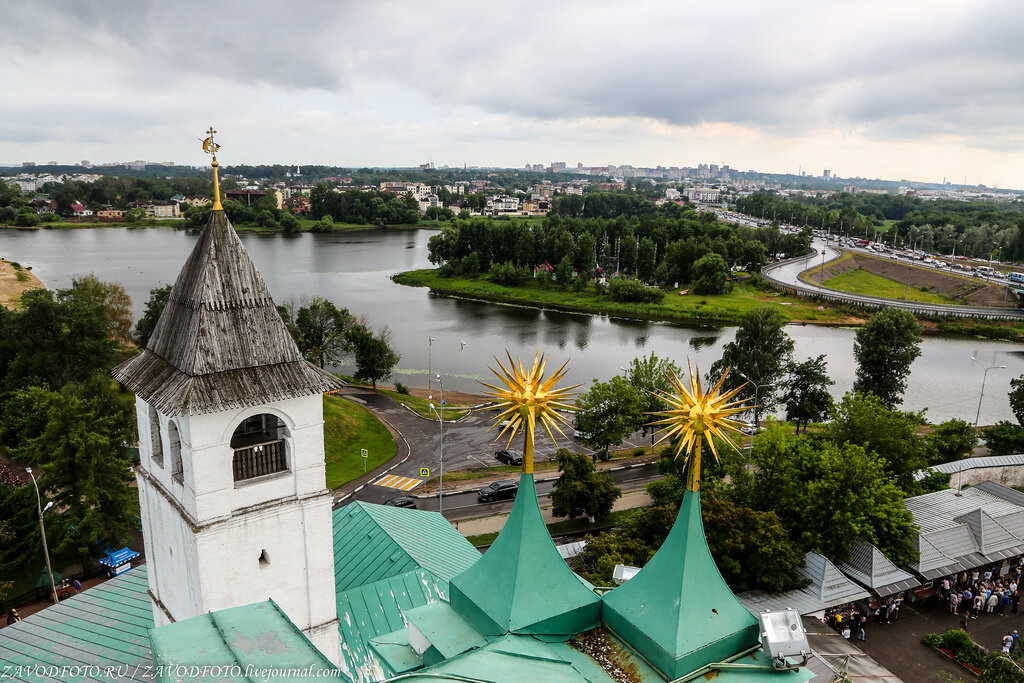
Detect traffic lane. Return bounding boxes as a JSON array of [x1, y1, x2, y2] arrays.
[[352, 462, 660, 516], [419, 463, 660, 521]]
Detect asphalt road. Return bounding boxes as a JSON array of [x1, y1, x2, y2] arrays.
[[335, 387, 661, 512], [413, 462, 659, 522]]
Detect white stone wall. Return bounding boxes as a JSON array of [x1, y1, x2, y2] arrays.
[[951, 466, 1024, 489], [133, 392, 339, 664]]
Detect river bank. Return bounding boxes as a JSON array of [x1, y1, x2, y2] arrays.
[[0, 258, 44, 308], [393, 267, 1024, 341]]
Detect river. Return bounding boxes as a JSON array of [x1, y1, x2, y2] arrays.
[[1, 225, 1021, 424]]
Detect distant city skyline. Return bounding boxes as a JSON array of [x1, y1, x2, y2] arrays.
[[2, 1, 1022, 188]]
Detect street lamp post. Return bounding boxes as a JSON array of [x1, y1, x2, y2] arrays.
[[970, 357, 1006, 427], [429, 375, 445, 517], [25, 468, 57, 603], [736, 371, 773, 429], [427, 336, 435, 397]]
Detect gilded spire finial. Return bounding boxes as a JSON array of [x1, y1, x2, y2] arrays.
[[200, 127, 223, 211], [647, 362, 749, 491], [481, 350, 578, 474]]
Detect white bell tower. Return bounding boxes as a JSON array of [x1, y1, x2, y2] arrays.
[[113, 209, 341, 663]]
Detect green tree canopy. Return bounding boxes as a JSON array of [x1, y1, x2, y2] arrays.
[[925, 419, 977, 466], [692, 252, 728, 294], [549, 449, 622, 520], [709, 307, 794, 427], [624, 353, 681, 443], [780, 355, 834, 433], [853, 308, 922, 407], [348, 322, 400, 389], [133, 284, 172, 349], [1010, 374, 1024, 427], [294, 297, 352, 368], [574, 375, 645, 458]]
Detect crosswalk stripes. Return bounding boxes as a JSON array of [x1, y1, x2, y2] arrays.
[[372, 473, 424, 491]]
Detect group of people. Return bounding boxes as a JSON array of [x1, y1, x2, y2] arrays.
[[826, 598, 903, 642], [941, 565, 1022, 629]]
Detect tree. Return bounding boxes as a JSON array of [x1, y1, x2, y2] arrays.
[[624, 353, 681, 443], [825, 392, 928, 495], [550, 449, 621, 520], [280, 212, 300, 234], [741, 240, 768, 272], [1010, 374, 1024, 426], [0, 288, 116, 392], [574, 375, 645, 458], [348, 322, 400, 389], [981, 422, 1024, 456], [294, 297, 352, 368], [692, 252, 728, 294], [723, 424, 918, 565], [853, 308, 922, 407], [701, 493, 808, 593], [555, 254, 574, 289], [780, 355, 834, 433], [133, 284, 172, 349], [12, 376, 137, 567], [636, 237, 656, 282], [926, 419, 977, 465], [709, 307, 794, 427], [69, 274, 133, 344]]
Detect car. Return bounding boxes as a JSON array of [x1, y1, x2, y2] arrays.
[[477, 479, 518, 503], [494, 449, 523, 466], [384, 496, 417, 509]]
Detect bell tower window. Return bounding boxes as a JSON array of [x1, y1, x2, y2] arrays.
[[231, 413, 288, 482], [168, 421, 183, 482], [149, 405, 164, 468]]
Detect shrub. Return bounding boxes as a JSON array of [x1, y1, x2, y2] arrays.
[[924, 629, 987, 669], [607, 277, 663, 303], [394, 382, 410, 395], [488, 261, 529, 287], [310, 219, 333, 233], [633, 447, 646, 457], [982, 422, 1024, 456]]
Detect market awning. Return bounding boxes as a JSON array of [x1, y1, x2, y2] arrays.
[[99, 548, 139, 567], [34, 568, 64, 588]]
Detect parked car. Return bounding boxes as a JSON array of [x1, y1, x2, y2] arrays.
[[384, 496, 417, 509], [494, 449, 523, 466], [478, 479, 518, 503]]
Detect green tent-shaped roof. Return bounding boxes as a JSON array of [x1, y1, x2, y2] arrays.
[[448, 474, 601, 636], [602, 489, 759, 679]]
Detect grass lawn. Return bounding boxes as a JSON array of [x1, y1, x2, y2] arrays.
[[823, 268, 960, 305], [465, 507, 637, 547], [393, 269, 852, 326], [378, 388, 471, 421], [323, 394, 396, 489]]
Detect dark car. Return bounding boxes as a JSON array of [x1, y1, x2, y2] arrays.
[[493, 449, 523, 466], [477, 479, 518, 503], [384, 496, 417, 509]]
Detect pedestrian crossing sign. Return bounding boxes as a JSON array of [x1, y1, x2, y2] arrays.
[[420, 467, 430, 477], [361, 448, 368, 458]]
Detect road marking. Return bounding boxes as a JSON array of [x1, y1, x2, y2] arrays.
[[372, 474, 423, 491]]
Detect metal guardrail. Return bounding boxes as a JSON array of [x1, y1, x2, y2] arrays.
[[761, 252, 1024, 320]]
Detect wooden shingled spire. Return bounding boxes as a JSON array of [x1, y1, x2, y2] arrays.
[[112, 209, 340, 415]]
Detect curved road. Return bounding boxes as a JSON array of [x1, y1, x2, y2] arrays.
[[763, 239, 1024, 320]]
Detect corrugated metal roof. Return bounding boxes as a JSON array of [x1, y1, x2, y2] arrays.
[[737, 553, 869, 617], [332, 502, 481, 593], [802, 617, 903, 682], [150, 600, 335, 682], [973, 480, 1024, 507], [954, 508, 1021, 556], [915, 454, 1024, 480], [0, 567, 152, 681], [904, 487, 1024, 532], [335, 569, 449, 681], [837, 542, 920, 595]]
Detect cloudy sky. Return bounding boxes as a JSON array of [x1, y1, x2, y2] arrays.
[[2, 1, 1023, 187]]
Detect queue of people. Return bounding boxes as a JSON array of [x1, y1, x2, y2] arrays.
[[940, 564, 1021, 626]]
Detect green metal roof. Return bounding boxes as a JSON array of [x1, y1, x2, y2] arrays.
[[602, 490, 761, 680], [335, 568, 450, 681], [403, 602, 486, 660], [332, 501, 481, 592], [448, 474, 601, 637], [0, 566, 152, 681], [149, 600, 336, 682], [394, 630, 666, 682]]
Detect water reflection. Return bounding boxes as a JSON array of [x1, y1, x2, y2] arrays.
[[1, 226, 1021, 423]]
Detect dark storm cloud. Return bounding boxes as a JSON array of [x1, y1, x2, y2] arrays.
[[2, 0, 1022, 152]]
